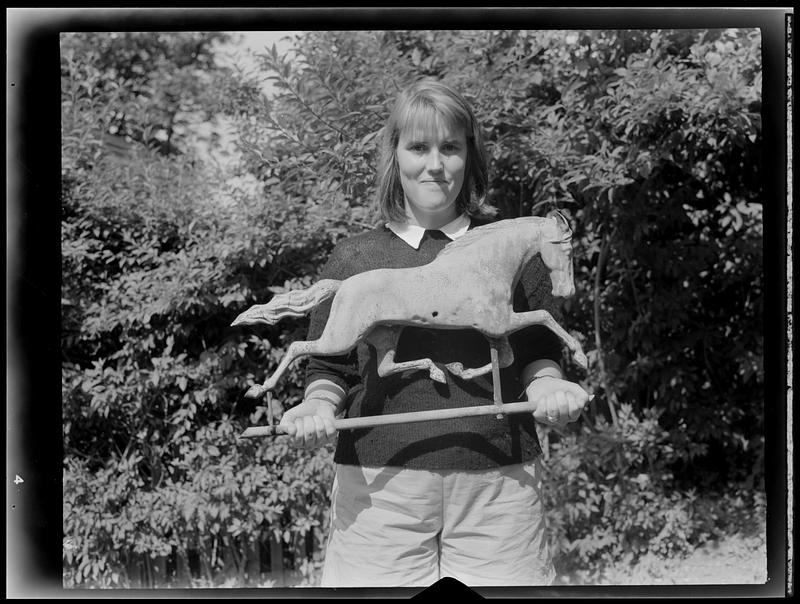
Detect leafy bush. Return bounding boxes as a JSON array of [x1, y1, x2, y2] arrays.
[[543, 404, 766, 582], [61, 29, 764, 586], [63, 422, 335, 587], [61, 32, 339, 587]]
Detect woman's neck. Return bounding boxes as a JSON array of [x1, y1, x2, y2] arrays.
[[403, 204, 459, 230]]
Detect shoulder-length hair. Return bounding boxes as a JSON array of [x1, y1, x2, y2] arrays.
[[375, 79, 497, 223]]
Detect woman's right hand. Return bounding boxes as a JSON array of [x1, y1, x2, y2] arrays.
[[279, 398, 338, 449]]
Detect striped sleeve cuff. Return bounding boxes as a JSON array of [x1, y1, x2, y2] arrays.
[[305, 379, 347, 408]]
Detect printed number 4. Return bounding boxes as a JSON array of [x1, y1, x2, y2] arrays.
[[14, 475, 23, 485]]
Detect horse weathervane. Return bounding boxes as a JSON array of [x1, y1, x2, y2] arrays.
[[232, 210, 588, 437]]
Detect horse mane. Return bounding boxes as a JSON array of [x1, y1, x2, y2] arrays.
[[436, 216, 547, 260]]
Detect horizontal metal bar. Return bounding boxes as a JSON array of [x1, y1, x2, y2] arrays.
[[239, 399, 541, 439]]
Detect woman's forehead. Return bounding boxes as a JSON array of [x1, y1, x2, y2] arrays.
[[398, 110, 466, 141]]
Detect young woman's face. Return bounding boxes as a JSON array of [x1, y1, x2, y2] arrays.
[[396, 117, 467, 226]]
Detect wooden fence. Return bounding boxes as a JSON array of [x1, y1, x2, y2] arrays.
[[122, 530, 317, 588]]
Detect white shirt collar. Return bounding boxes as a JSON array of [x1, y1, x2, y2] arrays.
[[386, 214, 471, 249]]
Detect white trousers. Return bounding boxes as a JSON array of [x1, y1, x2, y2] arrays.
[[320, 459, 555, 588]]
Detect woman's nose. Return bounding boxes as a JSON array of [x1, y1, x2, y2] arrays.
[[426, 150, 443, 171]]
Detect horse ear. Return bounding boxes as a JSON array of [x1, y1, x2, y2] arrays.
[[545, 209, 573, 240], [546, 209, 567, 226]]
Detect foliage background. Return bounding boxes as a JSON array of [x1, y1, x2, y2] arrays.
[[53, 24, 774, 588]]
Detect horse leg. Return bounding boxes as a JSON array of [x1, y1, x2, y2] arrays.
[[507, 310, 588, 369], [246, 319, 368, 399], [368, 325, 447, 383], [244, 339, 326, 398], [445, 336, 514, 380], [245, 282, 385, 399]]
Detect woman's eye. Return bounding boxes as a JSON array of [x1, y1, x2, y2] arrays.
[[405, 141, 461, 153]]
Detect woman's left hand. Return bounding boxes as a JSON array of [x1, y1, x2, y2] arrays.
[[527, 376, 589, 427]]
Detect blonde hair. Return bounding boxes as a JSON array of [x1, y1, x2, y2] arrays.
[[376, 79, 496, 223]]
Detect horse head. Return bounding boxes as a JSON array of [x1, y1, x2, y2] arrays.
[[540, 210, 575, 298]]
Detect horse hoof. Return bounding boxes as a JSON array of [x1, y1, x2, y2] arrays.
[[430, 368, 447, 383], [574, 352, 588, 370], [245, 385, 266, 399]]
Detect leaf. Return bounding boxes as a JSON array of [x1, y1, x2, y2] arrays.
[[705, 51, 722, 67], [359, 129, 381, 146]]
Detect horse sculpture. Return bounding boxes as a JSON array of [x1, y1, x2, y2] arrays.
[[232, 211, 587, 403]]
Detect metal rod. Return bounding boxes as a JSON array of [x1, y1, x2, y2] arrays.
[[489, 343, 504, 419], [239, 399, 541, 439]]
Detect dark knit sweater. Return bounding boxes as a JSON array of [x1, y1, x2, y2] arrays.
[[304, 220, 564, 470]]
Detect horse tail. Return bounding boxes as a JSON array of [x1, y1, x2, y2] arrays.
[[231, 279, 342, 326]]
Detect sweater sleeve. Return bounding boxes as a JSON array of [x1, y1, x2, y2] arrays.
[[508, 253, 566, 370], [304, 238, 361, 394]]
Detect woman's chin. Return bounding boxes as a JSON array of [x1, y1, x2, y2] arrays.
[[407, 199, 456, 215]]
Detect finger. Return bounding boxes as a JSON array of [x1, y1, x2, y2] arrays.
[[279, 415, 297, 435], [291, 417, 305, 447], [292, 418, 307, 447], [554, 390, 569, 419], [566, 391, 583, 422], [323, 417, 337, 440], [302, 416, 317, 448], [312, 414, 326, 442], [544, 396, 560, 424], [532, 394, 557, 424]]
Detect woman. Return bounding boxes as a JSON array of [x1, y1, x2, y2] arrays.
[[279, 79, 588, 587]]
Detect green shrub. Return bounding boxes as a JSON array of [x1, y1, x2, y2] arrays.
[[543, 404, 764, 581]]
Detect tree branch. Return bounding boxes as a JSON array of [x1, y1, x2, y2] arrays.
[[594, 228, 619, 425]]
